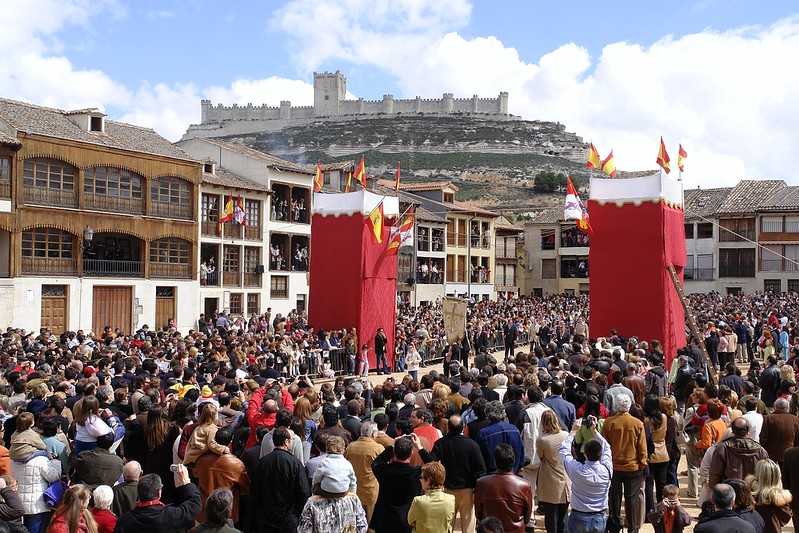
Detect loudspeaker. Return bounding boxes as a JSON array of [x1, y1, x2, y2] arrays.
[[405, 278, 416, 285], [255, 265, 265, 274]]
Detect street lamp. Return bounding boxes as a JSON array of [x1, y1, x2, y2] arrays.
[[83, 225, 94, 246]]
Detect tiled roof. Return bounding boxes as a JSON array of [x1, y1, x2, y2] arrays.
[[715, 179, 786, 215], [415, 205, 448, 223], [0, 130, 20, 146], [400, 180, 459, 192], [496, 215, 524, 233], [182, 138, 315, 175], [203, 167, 271, 193], [0, 97, 195, 161], [760, 185, 799, 211], [320, 161, 353, 171], [526, 206, 563, 225], [683, 187, 732, 219]]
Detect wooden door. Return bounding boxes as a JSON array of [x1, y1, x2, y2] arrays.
[[155, 287, 175, 329], [41, 285, 68, 334], [92, 286, 132, 334]]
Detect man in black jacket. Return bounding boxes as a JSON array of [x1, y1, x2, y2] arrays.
[[760, 355, 781, 410], [371, 433, 433, 533], [694, 483, 756, 533], [503, 320, 517, 362], [375, 328, 389, 375], [113, 466, 201, 533], [432, 415, 486, 533]]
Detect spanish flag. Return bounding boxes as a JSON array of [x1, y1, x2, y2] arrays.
[[657, 137, 671, 174], [394, 161, 401, 192], [218, 195, 234, 230], [314, 162, 323, 192], [354, 156, 366, 188], [678, 144, 687, 172], [367, 201, 385, 244], [601, 151, 617, 178], [586, 143, 601, 170], [345, 169, 352, 193]]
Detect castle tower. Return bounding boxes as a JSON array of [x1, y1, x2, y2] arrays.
[[314, 71, 346, 117]]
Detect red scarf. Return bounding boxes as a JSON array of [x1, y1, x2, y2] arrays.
[[135, 500, 164, 508]]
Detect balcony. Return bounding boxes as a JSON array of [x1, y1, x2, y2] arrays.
[[223, 271, 242, 287], [21, 257, 77, 276], [151, 201, 192, 221], [24, 188, 77, 209], [201, 221, 221, 238], [0, 181, 9, 199], [760, 258, 799, 272], [150, 263, 191, 279], [83, 259, 143, 277], [417, 238, 430, 252], [84, 194, 145, 215], [222, 222, 243, 240], [244, 226, 262, 240], [684, 267, 715, 281], [244, 272, 262, 288]]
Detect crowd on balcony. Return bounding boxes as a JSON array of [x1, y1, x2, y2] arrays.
[[2, 290, 799, 533], [271, 196, 308, 224], [199, 257, 217, 286], [416, 261, 442, 284], [561, 227, 589, 247]]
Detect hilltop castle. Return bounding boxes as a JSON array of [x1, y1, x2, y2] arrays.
[[182, 71, 514, 139]]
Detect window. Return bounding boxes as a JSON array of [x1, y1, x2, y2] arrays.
[[787, 216, 799, 233], [760, 245, 782, 271], [84, 167, 142, 198], [0, 156, 10, 181], [244, 247, 259, 273], [149, 238, 188, 264], [444, 193, 454, 203], [695, 254, 714, 280], [719, 248, 755, 277], [22, 228, 73, 258], [229, 293, 243, 315], [90, 116, 103, 132], [323, 172, 330, 185], [697, 223, 713, 239], [296, 294, 306, 312], [151, 176, 189, 204], [245, 200, 260, 228], [719, 218, 755, 242], [156, 287, 175, 297], [764, 279, 781, 293], [203, 163, 214, 174], [201, 194, 219, 222], [762, 216, 783, 233], [271, 275, 288, 298], [542, 259, 556, 279], [789, 279, 799, 293], [23, 158, 75, 190], [684, 224, 694, 238], [786, 245, 799, 272], [223, 245, 241, 285], [541, 229, 555, 250], [247, 293, 260, 315], [42, 285, 67, 297]]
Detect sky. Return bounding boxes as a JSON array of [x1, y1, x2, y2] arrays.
[[3, 0, 799, 190]]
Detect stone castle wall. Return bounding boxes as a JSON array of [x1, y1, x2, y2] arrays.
[[197, 71, 510, 127]]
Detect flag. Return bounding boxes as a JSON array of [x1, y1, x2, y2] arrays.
[[601, 151, 617, 178], [218, 195, 234, 229], [234, 196, 246, 225], [657, 137, 671, 174], [394, 161, 401, 192], [678, 144, 687, 172], [564, 177, 592, 233], [586, 143, 601, 169], [386, 206, 415, 256], [314, 162, 323, 192], [354, 155, 366, 188], [366, 201, 385, 244], [345, 169, 352, 193]]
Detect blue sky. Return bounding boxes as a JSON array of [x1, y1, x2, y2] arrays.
[[3, 0, 799, 188]]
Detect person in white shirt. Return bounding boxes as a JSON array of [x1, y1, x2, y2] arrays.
[[742, 397, 764, 442]]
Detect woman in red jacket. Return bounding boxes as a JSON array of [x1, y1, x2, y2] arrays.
[[46, 484, 97, 533]]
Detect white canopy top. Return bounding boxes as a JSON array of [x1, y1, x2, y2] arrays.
[[312, 189, 400, 217], [589, 173, 683, 207]]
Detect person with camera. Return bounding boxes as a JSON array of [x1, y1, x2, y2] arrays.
[[113, 464, 201, 533], [558, 414, 612, 533]]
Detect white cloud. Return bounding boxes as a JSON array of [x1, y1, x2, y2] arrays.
[[274, 1, 799, 188]]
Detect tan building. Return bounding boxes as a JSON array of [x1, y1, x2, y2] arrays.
[[494, 215, 523, 298]]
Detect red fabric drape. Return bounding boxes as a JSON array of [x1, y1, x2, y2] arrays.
[[588, 200, 687, 370], [309, 213, 397, 368]]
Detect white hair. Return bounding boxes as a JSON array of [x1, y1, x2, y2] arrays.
[[93, 485, 114, 510], [495, 374, 508, 387], [614, 394, 632, 413]]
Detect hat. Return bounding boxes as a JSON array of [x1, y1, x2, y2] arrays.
[[200, 385, 213, 400], [177, 384, 196, 399], [83, 366, 97, 377]]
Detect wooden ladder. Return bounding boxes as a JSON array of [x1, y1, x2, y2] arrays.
[[667, 265, 717, 384]]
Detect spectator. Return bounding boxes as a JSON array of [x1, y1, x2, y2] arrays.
[[344, 422, 384, 524], [113, 467, 201, 533], [112, 461, 141, 517], [407, 462, 455, 533], [47, 484, 96, 533], [708, 417, 768, 487], [475, 401, 524, 474], [536, 410, 570, 533], [694, 483, 757, 533], [725, 478, 765, 533], [543, 380, 575, 431], [10, 428, 61, 533], [474, 443, 532, 533], [748, 458, 792, 533], [90, 485, 117, 533], [646, 484, 691, 533], [0, 475, 25, 533], [194, 426, 250, 524], [759, 397, 799, 466], [195, 488, 242, 533], [69, 432, 123, 491]]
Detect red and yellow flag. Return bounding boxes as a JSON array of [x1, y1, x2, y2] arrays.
[[354, 156, 366, 188], [218, 195, 234, 230], [587, 143, 601, 170], [657, 137, 671, 174], [386, 206, 415, 256], [394, 161, 401, 192], [678, 144, 687, 172], [314, 162, 323, 192], [345, 169, 352, 193], [366, 201, 384, 244], [601, 151, 617, 178]]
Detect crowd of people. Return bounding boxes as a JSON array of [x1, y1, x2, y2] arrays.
[[0, 291, 797, 533]]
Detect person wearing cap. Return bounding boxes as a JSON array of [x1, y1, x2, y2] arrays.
[[672, 355, 695, 411]]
